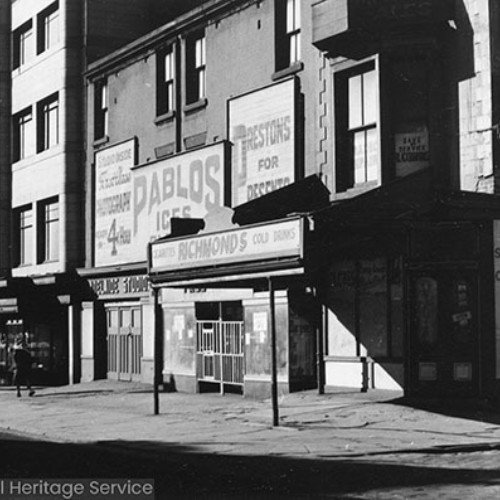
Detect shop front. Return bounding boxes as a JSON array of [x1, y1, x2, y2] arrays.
[[79, 270, 152, 383], [148, 213, 319, 398], [0, 275, 82, 386], [316, 169, 500, 398]]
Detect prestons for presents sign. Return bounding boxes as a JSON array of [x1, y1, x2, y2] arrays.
[[150, 218, 304, 274], [94, 140, 226, 267], [229, 78, 297, 207]]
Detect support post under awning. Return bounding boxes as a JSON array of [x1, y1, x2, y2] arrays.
[[268, 276, 279, 427], [153, 286, 161, 415]]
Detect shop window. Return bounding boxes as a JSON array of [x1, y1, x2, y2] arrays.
[[156, 48, 175, 116], [414, 277, 438, 347], [37, 93, 59, 152], [335, 62, 379, 192], [38, 198, 59, 263], [327, 256, 403, 360], [37, 1, 59, 54], [94, 80, 108, 140], [12, 106, 35, 162], [275, 0, 301, 71], [186, 31, 206, 105], [14, 205, 33, 266], [13, 20, 33, 69]]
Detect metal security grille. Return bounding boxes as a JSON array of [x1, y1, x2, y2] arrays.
[[196, 321, 244, 387], [106, 305, 142, 381]]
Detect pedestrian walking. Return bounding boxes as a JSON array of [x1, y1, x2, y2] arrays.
[[12, 336, 35, 397]]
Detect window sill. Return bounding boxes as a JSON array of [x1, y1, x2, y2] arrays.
[[183, 98, 208, 114], [154, 110, 176, 125], [272, 61, 304, 81], [93, 135, 109, 148]]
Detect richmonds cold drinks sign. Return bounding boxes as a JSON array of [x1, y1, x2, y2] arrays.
[[94, 141, 226, 266], [229, 79, 296, 207], [94, 138, 136, 267], [150, 218, 304, 272]]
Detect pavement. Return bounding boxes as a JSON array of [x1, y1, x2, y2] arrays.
[[1, 380, 500, 459]]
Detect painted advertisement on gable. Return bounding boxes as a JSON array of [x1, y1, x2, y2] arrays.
[[229, 79, 296, 207], [94, 138, 135, 267], [132, 142, 226, 262]]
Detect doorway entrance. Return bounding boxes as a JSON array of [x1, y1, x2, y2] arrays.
[[408, 269, 479, 396], [195, 301, 244, 393], [106, 304, 142, 381]]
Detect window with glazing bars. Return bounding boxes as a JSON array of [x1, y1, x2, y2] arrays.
[[39, 198, 59, 263], [13, 20, 33, 69], [186, 32, 206, 104], [37, 1, 59, 54], [37, 93, 59, 152], [13, 107, 35, 161], [157, 48, 175, 115]]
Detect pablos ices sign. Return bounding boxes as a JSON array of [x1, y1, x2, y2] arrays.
[[95, 141, 226, 267]]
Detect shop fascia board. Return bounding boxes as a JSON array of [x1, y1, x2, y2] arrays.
[[77, 262, 148, 279]]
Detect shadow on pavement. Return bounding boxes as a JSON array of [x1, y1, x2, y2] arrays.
[[388, 396, 500, 426], [2, 436, 500, 498]]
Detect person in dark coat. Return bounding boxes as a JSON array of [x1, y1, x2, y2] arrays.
[[12, 339, 35, 397]]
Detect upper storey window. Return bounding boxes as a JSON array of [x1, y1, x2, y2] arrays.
[[94, 80, 108, 140], [275, 0, 301, 71], [157, 47, 175, 116], [13, 20, 33, 69], [186, 31, 206, 105], [37, 93, 59, 152], [37, 1, 59, 55], [335, 61, 380, 192], [13, 106, 35, 162]]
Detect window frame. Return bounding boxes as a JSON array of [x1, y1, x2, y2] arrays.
[[186, 31, 206, 105], [12, 20, 33, 70], [15, 205, 34, 267], [94, 80, 108, 140], [37, 93, 59, 153], [13, 106, 34, 162], [37, 1, 60, 55], [156, 46, 176, 117], [38, 198, 59, 263], [275, 0, 302, 72], [334, 60, 381, 193]]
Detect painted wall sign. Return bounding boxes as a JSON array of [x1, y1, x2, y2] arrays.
[[133, 142, 226, 262], [94, 141, 226, 267], [151, 218, 303, 272], [94, 138, 136, 267], [395, 124, 430, 177], [229, 79, 296, 206], [88, 274, 150, 299]]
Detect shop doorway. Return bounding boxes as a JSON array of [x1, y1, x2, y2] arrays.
[[106, 304, 142, 381], [195, 301, 244, 393], [408, 269, 479, 396]]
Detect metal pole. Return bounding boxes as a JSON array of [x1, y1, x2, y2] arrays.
[[268, 277, 279, 427], [317, 292, 325, 395], [153, 286, 161, 415]]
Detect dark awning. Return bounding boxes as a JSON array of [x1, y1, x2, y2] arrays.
[[233, 174, 330, 226], [315, 169, 500, 228]]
